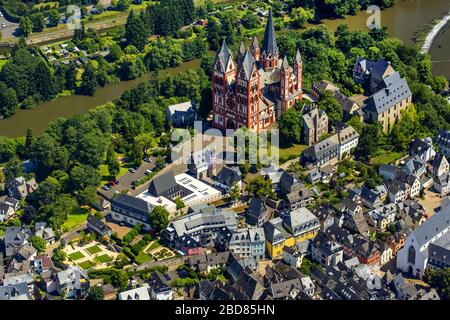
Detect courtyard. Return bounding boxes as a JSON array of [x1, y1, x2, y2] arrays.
[[65, 241, 119, 270]]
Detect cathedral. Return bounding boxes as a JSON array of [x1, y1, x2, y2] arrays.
[[212, 9, 303, 133]]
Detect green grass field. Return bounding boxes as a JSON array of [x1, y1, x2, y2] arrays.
[[96, 254, 113, 263], [370, 150, 405, 166], [135, 250, 154, 264], [86, 245, 102, 255], [68, 251, 85, 261], [62, 213, 88, 232], [147, 241, 161, 251], [78, 260, 95, 269]]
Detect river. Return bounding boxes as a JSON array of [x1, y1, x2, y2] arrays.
[[0, 58, 201, 137], [0, 0, 449, 138]]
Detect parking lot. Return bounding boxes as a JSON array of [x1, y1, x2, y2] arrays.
[[98, 157, 156, 200], [0, 12, 19, 39]]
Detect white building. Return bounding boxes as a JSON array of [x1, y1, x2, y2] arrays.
[[118, 284, 150, 300], [228, 227, 265, 261], [336, 125, 360, 159], [397, 201, 450, 276]]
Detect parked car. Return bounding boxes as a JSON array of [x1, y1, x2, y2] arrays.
[[102, 184, 110, 191], [109, 179, 119, 186], [129, 168, 137, 173], [144, 157, 153, 163], [145, 169, 153, 175]]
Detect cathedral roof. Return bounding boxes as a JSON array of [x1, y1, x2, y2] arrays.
[[239, 41, 246, 56], [217, 39, 233, 72], [282, 56, 289, 71], [241, 50, 256, 80], [262, 8, 278, 57], [251, 36, 260, 49], [296, 49, 302, 64]]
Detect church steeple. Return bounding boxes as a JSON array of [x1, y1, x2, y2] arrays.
[[262, 8, 279, 70]]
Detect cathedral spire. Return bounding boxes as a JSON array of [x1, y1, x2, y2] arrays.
[[296, 48, 302, 64], [217, 38, 233, 71], [282, 56, 289, 71], [262, 8, 278, 58], [239, 41, 246, 56]]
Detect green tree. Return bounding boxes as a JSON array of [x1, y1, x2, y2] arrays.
[[278, 107, 302, 144], [87, 286, 105, 300], [242, 11, 260, 29], [423, 268, 450, 300], [48, 9, 60, 27], [227, 182, 241, 203], [107, 144, 121, 178], [290, 7, 314, 28], [69, 164, 101, 191], [80, 63, 98, 96], [31, 13, 46, 33], [149, 206, 169, 233], [318, 91, 343, 125], [125, 10, 148, 51], [246, 176, 275, 199], [19, 17, 33, 36], [29, 236, 46, 253], [175, 197, 185, 210], [78, 186, 98, 205]]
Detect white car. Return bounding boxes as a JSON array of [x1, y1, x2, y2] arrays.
[[145, 169, 153, 175]]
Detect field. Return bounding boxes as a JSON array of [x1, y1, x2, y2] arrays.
[[370, 149, 405, 166], [62, 211, 88, 232], [86, 245, 102, 255], [68, 251, 85, 261], [135, 250, 154, 264], [271, 143, 308, 163], [96, 254, 113, 263], [78, 260, 95, 269]]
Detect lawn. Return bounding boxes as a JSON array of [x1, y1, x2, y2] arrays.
[[99, 164, 128, 184], [135, 250, 154, 264], [96, 254, 113, 264], [272, 143, 308, 163], [78, 260, 95, 269], [68, 251, 85, 261], [370, 149, 405, 166], [86, 245, 102, 255], [62, 211, 88, 232], [147, 241, 161, 252]]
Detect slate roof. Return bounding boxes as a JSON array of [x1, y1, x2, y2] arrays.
[[217, 39, 233, 72], [364, 77, 411, 114], [215, 166, 241, 187], [0, 283, 30, 300], [148, 171, 178, 197], [262, 8, 278, 58], [240, 50, 256, 80], [413, 202, 450, 247], [112, 194, 152, 215], [246, 197, 268, 221], [87, 214, 112, 234], [432, 153, 448, 171]]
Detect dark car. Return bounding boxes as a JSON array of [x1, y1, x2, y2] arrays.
[[102, 184, 110, 191], [129, 168, 137, 173]]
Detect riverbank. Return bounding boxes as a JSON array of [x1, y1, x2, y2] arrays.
[[420, 10, 450, 53]]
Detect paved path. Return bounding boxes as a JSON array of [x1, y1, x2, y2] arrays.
[[0, 12, 19, 39]]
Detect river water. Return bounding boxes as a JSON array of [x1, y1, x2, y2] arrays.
[[0, 0, 449, 138]]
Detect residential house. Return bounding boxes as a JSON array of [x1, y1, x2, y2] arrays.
[[311, 230, 344, 267], [435, 129, 450, 158], [33, 223, 56, 245], [148, 271, 173, 300], [214, 166, 242, 193], [431, 153, 449, 177], [3, 226, 30, 258], [165, 101, 197, 127], [110, 194, 153, 230], [32, 254, 54, 274], [409, 137, 436, 162], [282, 241, 308, 269], [162, 204, 237, 250], [376, 240, 393, 266], [228, 227, 265, 261], [352, 57, 396, 92], [387, 232, 407, 256], [302, 107, 329, 146], [359, 186, 383, 209], [0, 282, 31, 300], [367, 203, 397, 231], [56, 266, 90, 299], [118, 284, 150, 300], [434, 173, 450, 196], [402, 156, 427, 178], [379, 164, 398, 181], [6, 177, 38, 200], [245, 197, 270, 227], [0, 202, 14, 222], [263, 208, 320, 258], [87, 214, 112, 238], [397, 202, 450, 276]]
